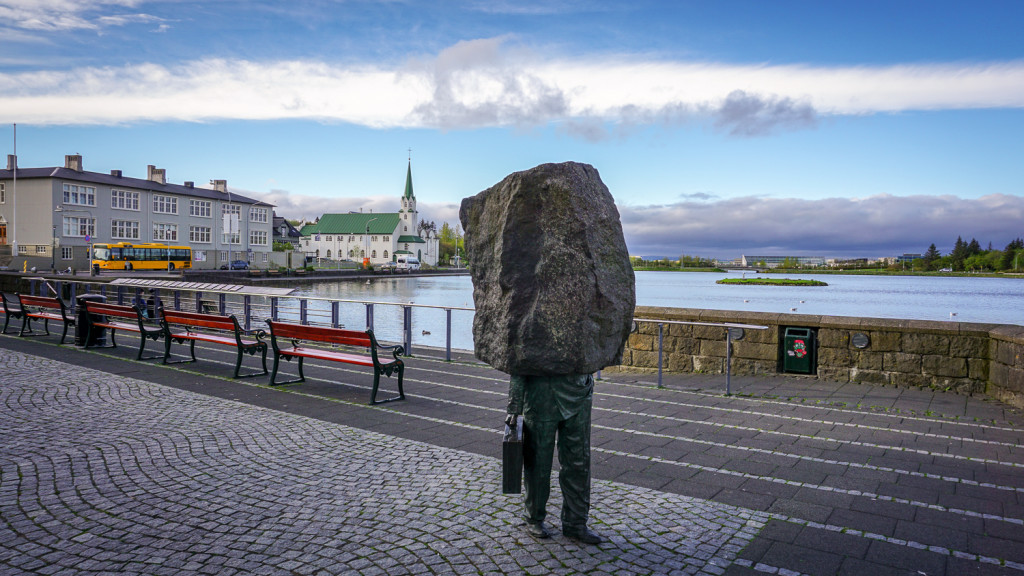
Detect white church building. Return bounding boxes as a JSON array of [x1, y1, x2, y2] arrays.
[[299, 161, 439, 266]]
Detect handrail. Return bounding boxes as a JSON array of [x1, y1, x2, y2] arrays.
[[24, 278, 767, 392], [632, 318, 769, 395]]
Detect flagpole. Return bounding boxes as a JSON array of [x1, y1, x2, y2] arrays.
[[11, 123, 16, 254]]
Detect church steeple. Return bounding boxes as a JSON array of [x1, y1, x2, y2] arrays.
[[403, 159, 415, 201], [400, 157, 418, 235]]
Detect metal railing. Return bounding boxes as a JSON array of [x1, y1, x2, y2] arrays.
[[25, 278, 475, 362], [23, 279, 767, 392], [632, 318, 769, 395]]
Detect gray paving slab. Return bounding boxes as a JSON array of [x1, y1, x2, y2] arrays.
[[2, 328, 1024, 576], [1, 347, 763, 575]]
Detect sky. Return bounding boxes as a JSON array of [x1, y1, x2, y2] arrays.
[[1, 0, 1022, 259]]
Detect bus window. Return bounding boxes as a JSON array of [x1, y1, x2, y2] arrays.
[[93, 247, 110, 261]]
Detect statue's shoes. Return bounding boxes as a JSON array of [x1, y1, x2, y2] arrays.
[[524, 521, 551, 539], [563, 527, 602, 545]]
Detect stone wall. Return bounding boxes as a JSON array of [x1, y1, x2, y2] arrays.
[[614, 306, 1024, 409]]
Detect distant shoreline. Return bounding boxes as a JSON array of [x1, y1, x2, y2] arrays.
[[632, 268, 1024, 279]]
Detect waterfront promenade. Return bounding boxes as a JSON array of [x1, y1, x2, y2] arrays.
[[1, 330, 1022, 575]]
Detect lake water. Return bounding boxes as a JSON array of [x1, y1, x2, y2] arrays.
[[290, 270, 1024, 352], [292, 271, 1023, 352]]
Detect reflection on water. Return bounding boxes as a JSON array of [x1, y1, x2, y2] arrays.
[[292, 271, 1024, 352]]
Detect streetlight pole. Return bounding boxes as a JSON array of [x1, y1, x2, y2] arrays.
[[364, 217, 378, 269]]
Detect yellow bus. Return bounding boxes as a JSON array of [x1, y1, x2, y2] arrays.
[[92, 242, 193, 271]]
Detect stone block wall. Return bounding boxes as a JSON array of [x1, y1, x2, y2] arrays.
[[612, 306, 1024, 409]]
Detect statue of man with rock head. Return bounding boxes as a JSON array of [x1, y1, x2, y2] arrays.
[[460, 162, 636, 545]]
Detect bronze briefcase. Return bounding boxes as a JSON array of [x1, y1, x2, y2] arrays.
[[502, 415, 523, 494]]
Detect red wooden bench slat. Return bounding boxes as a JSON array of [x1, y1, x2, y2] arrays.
[[162, 309, 236, 332], [268, 322, 372, 348], [285, 347, 375, 366]]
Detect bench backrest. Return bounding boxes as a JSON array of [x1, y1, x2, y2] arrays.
[[266, 320, 372, 348], [1, 292, 22, 313], [82, 300, 141, 320], [162, 308, 238, 333], [18, 294, 66, 313]]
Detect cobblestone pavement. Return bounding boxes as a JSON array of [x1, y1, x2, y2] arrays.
[[2, 329, 1024, 576], [0, 348, 762, 575]]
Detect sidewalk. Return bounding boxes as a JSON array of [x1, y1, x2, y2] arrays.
[[1, 333, 1022, 575]]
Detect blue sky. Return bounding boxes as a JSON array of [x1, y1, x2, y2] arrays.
[[1, 0, 1022, 259]]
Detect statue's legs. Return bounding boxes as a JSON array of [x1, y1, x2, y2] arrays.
[[556, 398, 592, 531], [523, 418, 558, 525]]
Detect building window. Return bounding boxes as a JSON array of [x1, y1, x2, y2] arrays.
[[383, 250, 388, 259], [1, 182, 4, 203], [18, 245, 27, 254], [36, 245, 48, 254], [190, 226, 212, 243], [61, 247, 73, 260], [62, 183, 96, 206], [111, 189, 139, 211], [153, 223, 178, 242], [111, 220, 140, 240], [262, 252, 269, 263], [326, 249, 332, 258], [63, 216, 95, 238], [325, 235, 332, 242], [250, 230, 268, 246], [222, 203, 241, 216], [222, 231, 241, 245], [153, 195, 178, 214], [371, 250, 377, 258], [190, 200, 212, 218], [250, 207, 269, 223]]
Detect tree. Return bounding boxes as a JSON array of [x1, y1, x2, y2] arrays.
[[922, 243, 941, 270], [950, 236, 967, 270], [1001, 238, 1024, 271]]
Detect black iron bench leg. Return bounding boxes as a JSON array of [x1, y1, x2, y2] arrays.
[[269, 354, 305, 386]]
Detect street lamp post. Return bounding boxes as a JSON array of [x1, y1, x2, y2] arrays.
[[364, 217, 378, 269]]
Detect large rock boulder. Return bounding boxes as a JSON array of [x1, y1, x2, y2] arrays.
[[459, 162, 636, 375]]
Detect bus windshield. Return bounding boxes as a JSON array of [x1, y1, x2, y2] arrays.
[[93, 247, 111, 261]]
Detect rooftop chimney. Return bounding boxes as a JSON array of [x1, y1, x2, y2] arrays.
[[110, 169, 122, 178], [211, 179, 227, 193], [6, 155, 15, 170], [65, 154, 83, 171], [147, 164, 166, 185]]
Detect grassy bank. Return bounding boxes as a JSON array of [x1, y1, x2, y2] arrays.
[[717, 278, 828, 286]]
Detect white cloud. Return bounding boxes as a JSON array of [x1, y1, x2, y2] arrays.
[[0, 0, 148, 32], [0, 38, 1022, 133]]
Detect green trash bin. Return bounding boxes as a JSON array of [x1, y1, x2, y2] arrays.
[[782, 327, 816, 374]]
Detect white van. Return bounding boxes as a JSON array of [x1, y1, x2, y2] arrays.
[[396, 256, 421, 273]]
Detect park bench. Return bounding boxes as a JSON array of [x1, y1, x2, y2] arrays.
[[16, 294, 76, 344], [265, 320, 405, 405], [1, 292, 25, 335], [161, 308, 268, 378], [80, 300, 164, 360]]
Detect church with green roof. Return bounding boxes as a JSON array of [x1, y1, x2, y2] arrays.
[[299, 161, 439, 266]]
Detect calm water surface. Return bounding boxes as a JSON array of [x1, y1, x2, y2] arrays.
[[293, 271, 1024, 351]]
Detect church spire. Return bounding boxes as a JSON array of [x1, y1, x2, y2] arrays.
[[403, 158, 414, 200]]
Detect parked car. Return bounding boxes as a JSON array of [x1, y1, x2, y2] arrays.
[[377, 261, 398, 274], [396, 256, 421, 273], [220, 260, 249, 270]]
